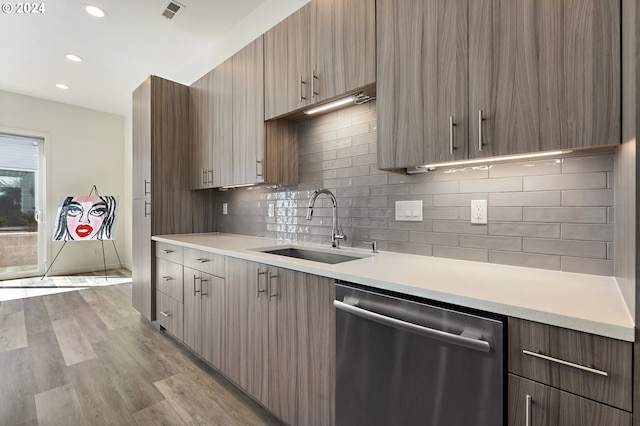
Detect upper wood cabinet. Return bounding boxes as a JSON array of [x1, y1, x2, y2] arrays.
[[264, 0, 376, 120], [377, 0, 621, 170]]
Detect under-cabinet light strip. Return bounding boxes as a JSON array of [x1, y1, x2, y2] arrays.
[[418, 150, 572, 171], [304, 96, 356, 115]]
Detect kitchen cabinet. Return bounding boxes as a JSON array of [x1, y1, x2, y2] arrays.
[[508, 318, 632, 424], [225, 257, 335, 426], [264, 0, 376, 120], [377, 0, 621, 170], [183, 267, 225, 367], [190, 37, 297, 188], [155, 243, 184, 340]]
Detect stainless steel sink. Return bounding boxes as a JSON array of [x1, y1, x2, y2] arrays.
[[257, 247, 368, 264]]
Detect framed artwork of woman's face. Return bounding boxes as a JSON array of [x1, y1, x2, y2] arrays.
[[53, 195, 118, 241]]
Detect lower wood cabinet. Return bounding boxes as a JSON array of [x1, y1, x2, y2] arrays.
[[225, 257, 335, 426], [509, 375, 631, 426], [156, 291, 183, 340]]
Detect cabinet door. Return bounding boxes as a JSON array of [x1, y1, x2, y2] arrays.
[[132, 198, 152, 320], [264, 4, 310, 120], [509, 375, 632, 426], [469, 0, 620, 158], [224, 258, 269, 405], [377, 0, 468, 170], [210, 59, 234, 187], [132, 77, 151, 199], [311, 0, 376, 103], [183, 267, 202, 354], [189, 74, 212, 189], [201, 273, 225, 368], [232, 37, 265, 185]]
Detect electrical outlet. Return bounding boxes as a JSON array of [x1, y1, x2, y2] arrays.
[[471, 200, 487, 224]]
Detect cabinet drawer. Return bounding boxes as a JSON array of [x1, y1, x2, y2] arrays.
[[509, 375, 631, 426], [184, 247, 225, 277], [508, 318, 632, 411], [155, 242, 183, 263], [155, 258, 183, 303], [156, 291, 183, 341]]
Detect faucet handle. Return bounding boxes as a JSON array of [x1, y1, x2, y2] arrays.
[[364, 240, 378, 253], [337, 225, 346, 241]]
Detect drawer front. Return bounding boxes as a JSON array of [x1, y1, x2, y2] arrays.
[[184, 247, 225, 277], [509, 375, 631, 426], [155, 258, 184, 303], [155, 242, 183, 263], [508, 318, 632, 411], [156, 291, 183, 341]]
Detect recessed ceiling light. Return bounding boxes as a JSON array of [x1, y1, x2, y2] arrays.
[[66, 54, 83, 62], [84, 4, 106, 17], [56, 84, 69, 90]]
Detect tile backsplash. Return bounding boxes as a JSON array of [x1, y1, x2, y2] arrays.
[[215, 101, 615, 276]]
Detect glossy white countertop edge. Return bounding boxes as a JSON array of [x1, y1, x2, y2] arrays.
[[152, 233, 635, 342]]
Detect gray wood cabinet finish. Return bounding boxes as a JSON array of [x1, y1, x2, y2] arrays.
[[132, 76, 197, 320], [469, 0, 620, 157], [264, 0, 375, 120], [378, 0, 621, 169], [189, 73, 212, 189], [509, 375, 632, 426], [377, 0, 468, 170]]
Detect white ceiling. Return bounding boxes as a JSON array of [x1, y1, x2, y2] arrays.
[[0, 0, 307, 116]]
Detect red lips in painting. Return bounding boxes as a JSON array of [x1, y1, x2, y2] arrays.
[[75, 224, 94, 238]]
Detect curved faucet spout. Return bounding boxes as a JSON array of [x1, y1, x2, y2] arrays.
[[306, 188, 346, 248]]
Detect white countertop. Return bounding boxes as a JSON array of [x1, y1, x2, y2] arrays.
[[152, 232, 635, 342]]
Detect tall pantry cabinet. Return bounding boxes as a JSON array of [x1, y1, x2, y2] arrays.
[[132, 76, 211, 321]]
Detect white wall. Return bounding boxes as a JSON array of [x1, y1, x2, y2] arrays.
[[0, 90, 127, 275]]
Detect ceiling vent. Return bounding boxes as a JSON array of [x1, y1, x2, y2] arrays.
[[162, 1, 184, 19]]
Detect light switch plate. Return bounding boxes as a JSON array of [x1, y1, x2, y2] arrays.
[[395, 200, 423, 222], [471, 200, 487, 224]]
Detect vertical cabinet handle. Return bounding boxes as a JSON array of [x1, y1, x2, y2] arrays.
[[449, 116, 456, 155], [208, 169, 213, 184], [256, 159, 263, 178], [257, 269, 268, 297], [299, 76, 307, 101], [201, 278, 208, 297], [525, 394, 532, 426], [202, 169, 207, 186], [144, 201, 151, 217], [269, 272, 278, 298], [312, 71, 318, 98], [478, 110, 485, 152], [193, 275, 201, 296], [144, 179, 151, 195]]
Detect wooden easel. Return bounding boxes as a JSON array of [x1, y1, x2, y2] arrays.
[[42, 185, 123, 280]]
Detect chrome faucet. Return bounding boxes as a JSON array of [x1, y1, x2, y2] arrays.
[[306, 188, 346, 248]]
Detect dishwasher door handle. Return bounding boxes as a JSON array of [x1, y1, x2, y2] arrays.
[[334, 300, 491, 353]]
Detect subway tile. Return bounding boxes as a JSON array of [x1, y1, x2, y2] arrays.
[[410, 180, 459, 195], [487, 207, 523, 222], [337, 102, 371, 119], [387, 220, 433, 232], [322, 177, 353, 188], [388, 194, 432, 206], [523, 207, 607, 223], [561, 224, 614, 242], [351, 197, 388, 208], [423, 207, 460, 220], [308, 110, 339, 128], [562, 154, 614, 173], [323, 157, 352, 170], [433, 220, 488, 235], [561, 257, 614, 276], [488, 159, 561, 178], [562, 189, 613, 207], [336, 165, 370, 178], [410, 232, 459, 246], [337, 123, 370, 139], [336, 187, 370, 198], [352, 174, 388, 187], [432, 167, 488, 181], [352, 131, 377, 146], [299, 150, 337, 165], [369, 229, 410, 243], [459, 235, 522, 251], [336, 144, 369, 159], [489, 222, 560, 238], [301, 131, 339, 146], [433, 193, 488, 207], [370, 185, 409, 197], [369, 208, 394, 219], [433, 246, 488, 263], [523, 238, 606, 258], [523, 172, 607, 191], [352, 153, 378, 166], [315, 116, 354, 134], [459, 177, 522, 193], [489, 191, 561, 207], [489, 251, 561, 270], [351, 218, 388, 229], [388, 242, 433, 257], [607, 242, 614, 260]]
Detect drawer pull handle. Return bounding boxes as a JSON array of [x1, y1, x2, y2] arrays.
[[525, 395, 532, 426], [195, 258, 210, 263], [161, 249, 174, 254], [522, 350, 608, 377], [162, 276, 173, 281], [160, 311, 171, 317]]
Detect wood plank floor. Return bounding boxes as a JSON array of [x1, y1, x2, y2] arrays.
[[0, 280, 284, 425]]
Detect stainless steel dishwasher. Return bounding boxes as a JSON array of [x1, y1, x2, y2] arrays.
[[335, 282, 504, 426]]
